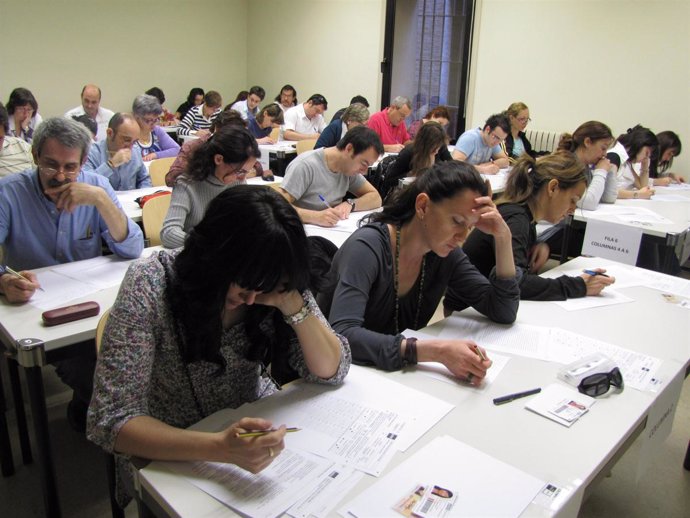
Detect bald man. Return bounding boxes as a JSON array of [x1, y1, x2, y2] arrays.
[[64, 84, 115, 141]]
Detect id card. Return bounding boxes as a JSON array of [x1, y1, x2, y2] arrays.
[[549, 398, 588, 422], [393, 483, 458, 518]]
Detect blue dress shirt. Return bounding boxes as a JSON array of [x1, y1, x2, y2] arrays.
[[0, 168, 144, 270], [84, 139, 151, 191]]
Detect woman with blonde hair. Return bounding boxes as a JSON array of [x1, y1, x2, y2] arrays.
[[503, 102, 534, 161], [463, 152, 615, 300]]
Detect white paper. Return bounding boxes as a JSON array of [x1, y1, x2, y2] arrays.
[[288, 463, 364, 518], [53, 255, 133, 289], [29, 270, 101, 310], [340, 435, 546, 518], [525, 384, 595, 427], [582, 219, 643, 265], [162, 448, 331, 518], [550, 288, 633, 311]]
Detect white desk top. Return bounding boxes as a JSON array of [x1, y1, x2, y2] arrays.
[[117, 186, 172, 223], [135, 256, 690, 518], [258, 141, 298, 154]]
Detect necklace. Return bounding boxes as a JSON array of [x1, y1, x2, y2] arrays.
[[394, 225, 426, 334]]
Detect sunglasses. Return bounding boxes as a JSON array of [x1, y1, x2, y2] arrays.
[[577, 367, 624, 397]]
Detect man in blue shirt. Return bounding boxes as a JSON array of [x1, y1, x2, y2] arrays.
[[452, 113, 511, 175], [84, 112, 151, 190], [0, 117, 144, 431]]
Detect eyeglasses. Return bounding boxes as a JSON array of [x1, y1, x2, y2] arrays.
[[577, 367, 624, 397], [142, 116, 161, 125], [39, 162, 80, 178], [488, 131, 505, 143], [516, 117, 531, 124]]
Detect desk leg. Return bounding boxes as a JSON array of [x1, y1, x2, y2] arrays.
[[7, 356, 32, 464], [0, 355, 14, 476], [25, 365, 61, 518], [684, 440, 690, 471]]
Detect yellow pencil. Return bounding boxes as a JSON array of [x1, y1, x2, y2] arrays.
[[235, 427, 301, 438], [5, 266, 44, 292]]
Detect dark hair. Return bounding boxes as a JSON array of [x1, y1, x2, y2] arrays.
[[652, 130, 682, 175], [231, 91, 249, 107], [617, 125, 658, 167], [145, 87, 165, 105], [256, 103, 284, 126], [210, 109, 247, 132], [204, 91, 223, 108], [274, 84, 298, 105], [187, 88, 205, 105], [307, 94, 328, 109], [249, 86, 266, 100], [349, 95, 369, 107], [186, 126, 260, 181], [71, 114, 97, 137], [107, 112, 136, 132], [558, 121, 613, 153], [335, 125, 383, 155], [483, 113, 510, 134], [369, 161, 488, 226], [499, 151, 588, 205], [424, 105, 451, 121], [0, 103, 8, 133], [169, 186, 311, 366], [6, 88, 38, 115], [410, 121, 448, 175]]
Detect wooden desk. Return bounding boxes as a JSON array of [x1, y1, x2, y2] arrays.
[[133, 256, 690, 517]]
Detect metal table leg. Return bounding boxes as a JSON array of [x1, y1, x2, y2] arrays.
[[0, 354, 14, 477], [7, 355, 32, 464]]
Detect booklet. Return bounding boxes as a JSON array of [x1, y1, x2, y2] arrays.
[[524, 384, 596, 427]]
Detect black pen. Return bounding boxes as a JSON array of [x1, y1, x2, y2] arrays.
[[493, 388, 541, 406]]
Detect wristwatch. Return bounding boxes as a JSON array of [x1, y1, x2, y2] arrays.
[[633, 191, 639, 199], [345, 198, 356, 211]]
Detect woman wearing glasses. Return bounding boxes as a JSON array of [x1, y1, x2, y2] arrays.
[[503, 102, 534, 161], [132, 94, 180, 161], [88, 186, 350, 507], [6, 87, 43, 143], [160, 126, 260, 248]]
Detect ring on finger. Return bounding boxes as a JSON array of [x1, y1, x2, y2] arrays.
[[466, 372, 474, 383], [268, 447, 274, 458]]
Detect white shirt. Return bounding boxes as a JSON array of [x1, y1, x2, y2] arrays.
[[230, 100, 258, 121], [64, 105, 115, 141], [284, 103, 326, 135]]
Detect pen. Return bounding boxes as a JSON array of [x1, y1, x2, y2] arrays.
[[318, 194, 332, 209], [472, 344, 487, 361], [493, 388, 541, 406], [5, 266, 45, 292], [582, 269, 610, 278], [235, 427, 301, 438]]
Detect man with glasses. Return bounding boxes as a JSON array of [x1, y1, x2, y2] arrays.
[[452, 113, 510, 175], [283, 94, 328, 141], [280, 126, 383, 227], [64, 84, 115, 142], [84, 112, 151, 190], [0, 117, 144, 431]]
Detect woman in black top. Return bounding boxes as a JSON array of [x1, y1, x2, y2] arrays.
[[503, 102, 535, 161], [175, 87, 205, 121]]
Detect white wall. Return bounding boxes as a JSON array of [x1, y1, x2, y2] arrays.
[[247, 0, 385, 117], [468, 0, 690, 176], [0, 0, 249, 117]]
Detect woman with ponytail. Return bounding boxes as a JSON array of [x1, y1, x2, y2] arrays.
[[88, 186, 350, 507], [161, 125, 261, 248], [463, 152, 615, 300]]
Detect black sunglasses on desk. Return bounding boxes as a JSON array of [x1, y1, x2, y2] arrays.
[[578, 367, 624, 397]]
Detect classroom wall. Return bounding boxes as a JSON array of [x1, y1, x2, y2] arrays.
[[246, 0, 385, 118], [0, 0, 249, 118], [467, 0, 690, 177]]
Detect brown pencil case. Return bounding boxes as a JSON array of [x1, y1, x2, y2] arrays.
[[42, 301, 100, 326]]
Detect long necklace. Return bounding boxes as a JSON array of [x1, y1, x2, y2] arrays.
[[394, 225, 426, 334]]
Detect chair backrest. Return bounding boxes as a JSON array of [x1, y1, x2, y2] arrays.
[[269, 127, 280, 142], [369, 154, 399, 200], [296, 139, 317, 155], [142, 193, 172, 247], [149, 157, 176, 187], [95, 308, 111, 354]]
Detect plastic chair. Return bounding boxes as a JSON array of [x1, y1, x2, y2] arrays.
[[296, 139, 317, 155], [148, 157, 176, 187], [142, 193, 172, 247]]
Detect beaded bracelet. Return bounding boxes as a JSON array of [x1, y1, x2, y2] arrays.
[[282, 303, 310, 325]]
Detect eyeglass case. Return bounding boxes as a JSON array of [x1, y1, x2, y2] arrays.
[[42, 301, 100, 326], [557, 353, 618, 388]]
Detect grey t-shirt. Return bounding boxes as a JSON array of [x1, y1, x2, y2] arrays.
[[282, 148, 366, 210]]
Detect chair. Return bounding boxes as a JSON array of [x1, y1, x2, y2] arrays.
[[148, 157, 176, 187], [142, 193, 172, 247], [94, 310, 124, 518], [269, 127, 280, 142], [296, 139, 317, 155]]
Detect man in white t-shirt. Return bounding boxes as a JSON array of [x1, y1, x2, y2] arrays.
[[64, 84, 115, 142], [283, 94, 328, 141], [280, 126, 383, 227]]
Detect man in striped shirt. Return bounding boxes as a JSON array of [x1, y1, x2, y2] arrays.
[[177, 90, 223, 137], [0, 103, 34, 177]]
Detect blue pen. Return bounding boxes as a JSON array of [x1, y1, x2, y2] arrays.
[[318, 194, 332, 209], [583, 269, 610, 278]]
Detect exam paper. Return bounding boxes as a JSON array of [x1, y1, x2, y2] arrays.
[[340, 435, 546, 518], [550, 288, 634, 311], [52, 255, 133, 289], [30, 270, 101, 310], [162, 449, 332, 518], [288, 463, 364, 518]]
